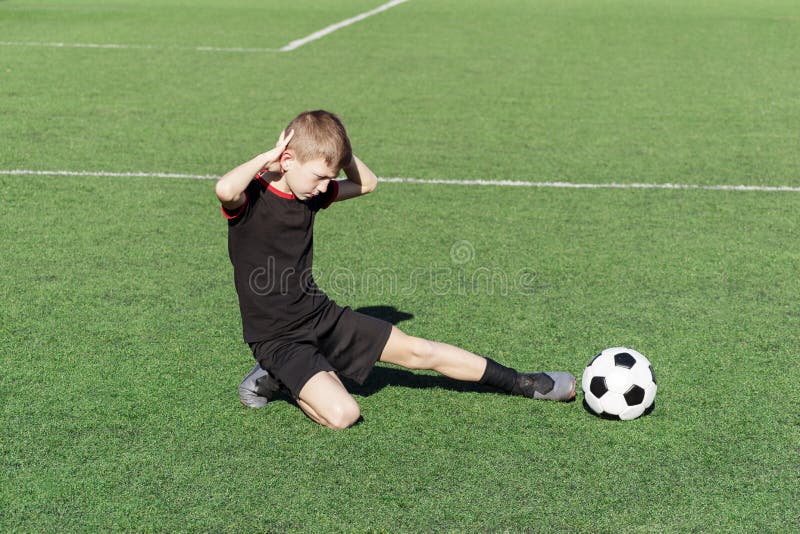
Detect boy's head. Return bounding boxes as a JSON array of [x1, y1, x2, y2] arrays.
[[279, 110, 352, 200]]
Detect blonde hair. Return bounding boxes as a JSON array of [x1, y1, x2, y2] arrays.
[[285, 110, 352, 170]]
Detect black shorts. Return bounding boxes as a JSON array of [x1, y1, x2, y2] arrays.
[[248, 302, 393, 399]]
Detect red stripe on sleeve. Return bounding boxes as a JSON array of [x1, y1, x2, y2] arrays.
[[221, 190, 249, 219]]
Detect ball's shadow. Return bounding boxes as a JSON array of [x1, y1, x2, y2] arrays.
[[581, 399, 656, 420]]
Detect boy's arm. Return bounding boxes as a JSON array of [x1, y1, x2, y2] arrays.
[[215, 130, 293, 210], [335, 155, 378, 202]]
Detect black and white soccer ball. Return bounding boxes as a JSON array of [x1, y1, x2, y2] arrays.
[[582, 347, 657, 420]]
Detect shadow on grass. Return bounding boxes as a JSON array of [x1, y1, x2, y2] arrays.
[[353, 305, 414, 325], [345, 365, 501, 397], [581, 398, 656, 420], [269, 367, 502, 405]]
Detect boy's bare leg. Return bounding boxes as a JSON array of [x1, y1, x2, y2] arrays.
[[297, 371, 361, 429], [379, 326, 576, 400], [380, 326, 487, 380]]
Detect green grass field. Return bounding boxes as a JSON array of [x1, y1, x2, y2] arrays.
[[2, 0, 799, 531]]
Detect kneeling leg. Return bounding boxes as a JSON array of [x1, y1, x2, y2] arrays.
[[297, 371, 361, 430]]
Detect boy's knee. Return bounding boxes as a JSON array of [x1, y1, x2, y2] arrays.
[[327, 399, 361, 430], [407, 337, 436, 369]]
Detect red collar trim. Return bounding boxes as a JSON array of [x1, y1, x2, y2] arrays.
[[267, 182, 295, 200]]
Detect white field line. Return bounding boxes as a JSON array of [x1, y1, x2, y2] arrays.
[[0, 41, 279, 52], [279, 0, 408, 51], [1, 170, 218, 179], [3, 169, 800, 193], [0, 41, 160, 50], [0, 0, 408, 53]]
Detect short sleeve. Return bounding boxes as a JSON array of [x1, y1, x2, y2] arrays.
[[221, 191, 248, 219], [221, 179, 261, 225], [311, 179, 339, 211]]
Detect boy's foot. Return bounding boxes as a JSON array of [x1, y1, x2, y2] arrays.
[[513, 372, 576, 401], [238, 364, 281, 408]]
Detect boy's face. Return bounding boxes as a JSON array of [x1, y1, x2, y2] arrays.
[[283, 155, 339, 200]]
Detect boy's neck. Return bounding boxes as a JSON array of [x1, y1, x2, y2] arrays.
[[264, 172, 293, 196]]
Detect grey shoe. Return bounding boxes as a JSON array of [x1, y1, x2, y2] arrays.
[[514, 372, 576, 401], [238, 364, 280, 408]]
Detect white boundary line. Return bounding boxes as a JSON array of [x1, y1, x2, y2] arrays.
[[379, 177, 800, 192], [3, 169, 799, 193], [0, 169, 218, 179], [0, 41, 278, 53], [280, 0, 409, 51], [0, 0, 408, 53]]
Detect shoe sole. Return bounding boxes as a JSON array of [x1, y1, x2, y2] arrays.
[[239, 364, 271, 408], [239, 395, 269, 408]]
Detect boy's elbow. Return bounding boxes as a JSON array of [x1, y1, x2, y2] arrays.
[[215, 180, 235, 203], [363, 178, 378, 194]]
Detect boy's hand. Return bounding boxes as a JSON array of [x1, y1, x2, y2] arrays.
[[216, 129, 294, 209], [262, 129, 294, 173]]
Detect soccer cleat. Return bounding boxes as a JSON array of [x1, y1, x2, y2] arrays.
[[238, 364, 281, 408], [513, 372, 576, 401]]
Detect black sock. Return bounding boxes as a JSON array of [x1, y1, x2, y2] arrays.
[[479, 358, 519, 393]]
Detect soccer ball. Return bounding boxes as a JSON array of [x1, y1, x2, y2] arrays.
[[582, 347, 657, 420]]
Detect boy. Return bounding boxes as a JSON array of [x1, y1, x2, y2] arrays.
[[217, 110, 575, 429]]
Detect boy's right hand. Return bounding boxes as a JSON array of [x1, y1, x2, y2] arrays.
[[261, 129, 294, 173], [216, 129, 295, 209]]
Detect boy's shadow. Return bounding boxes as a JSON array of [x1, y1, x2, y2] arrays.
[[344, 305, 499, 397], [353, 305, 414, 326], [345, 366, 498, 397]]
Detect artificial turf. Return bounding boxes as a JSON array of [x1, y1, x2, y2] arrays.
[[2, 0, 799, 531]]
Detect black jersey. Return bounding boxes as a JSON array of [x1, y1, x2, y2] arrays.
[[222, 174, 339, 343]]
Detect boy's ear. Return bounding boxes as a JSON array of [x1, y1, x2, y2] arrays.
[[280, 149, 295, 172]]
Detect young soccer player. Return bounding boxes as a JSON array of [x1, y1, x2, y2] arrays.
[[218, 110, 576, 429]]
